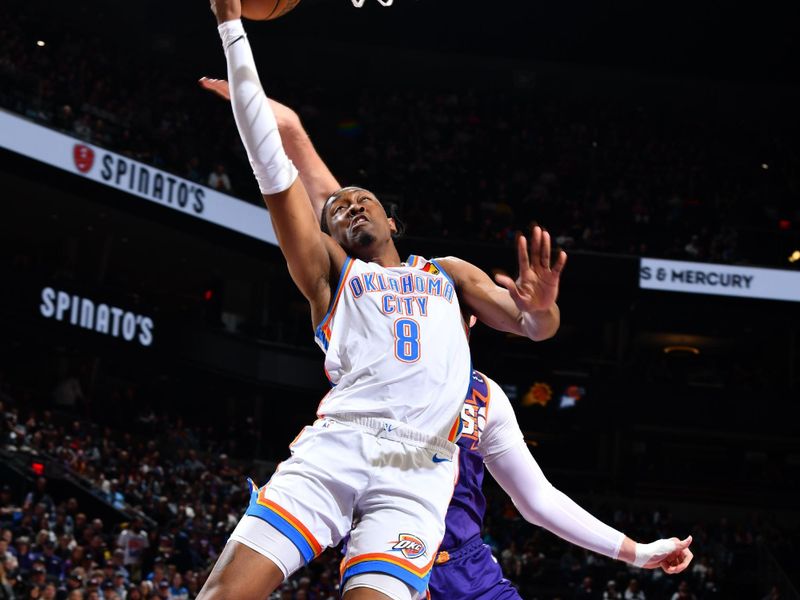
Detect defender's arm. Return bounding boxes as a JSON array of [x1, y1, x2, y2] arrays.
[[199, 77, 341, 216], [481, 384, 693, 573]]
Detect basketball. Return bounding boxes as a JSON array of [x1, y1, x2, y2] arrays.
[[241, 0, 301, 20]]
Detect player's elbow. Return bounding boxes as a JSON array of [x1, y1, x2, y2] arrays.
[[528, 320, 559, 342], [511, 487, 555, 526], [530, 326, 558, 342]]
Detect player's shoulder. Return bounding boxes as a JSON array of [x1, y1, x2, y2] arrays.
[[433, 255, 466, 268], [482, 374, 510, 404], [482, 374, 515, 425], [471, 371, 509, 409], [432, 256, 475, 283]]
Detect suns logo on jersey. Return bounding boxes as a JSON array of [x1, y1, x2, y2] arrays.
[[389, 534, 427, 560], [460, 371, 490, 450]]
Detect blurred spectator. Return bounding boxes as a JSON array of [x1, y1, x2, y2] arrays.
[[604, 579, 622, 600], [207, 164, 231, 193], [117, 519, 148, 581], [624, 578, 646, 600], [670, 580, 697, 600], [0, 560, 14, 600], [575, 576, 597, 599], [168, 573, 189, 600]]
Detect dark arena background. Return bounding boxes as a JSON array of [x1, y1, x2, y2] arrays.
[[1, 0, 799, 598]]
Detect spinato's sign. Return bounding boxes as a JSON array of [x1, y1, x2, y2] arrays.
[[40, 287, 154, 347], [0, 109, 278, 246], [639, 258, 800, 303]]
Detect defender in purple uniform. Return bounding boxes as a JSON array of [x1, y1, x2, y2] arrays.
[[430, 371, 520, 600], [428, 370, 694, 600]]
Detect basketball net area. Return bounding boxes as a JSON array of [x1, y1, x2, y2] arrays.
[[352, 0, 394, 6]]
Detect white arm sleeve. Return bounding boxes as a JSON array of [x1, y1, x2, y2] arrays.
[[479, 379, 625, 560], [486, 442, 625, 560], [217, 19, 298, 195], [476, 378, 525, 462]]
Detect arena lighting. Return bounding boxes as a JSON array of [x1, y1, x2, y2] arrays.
[[761, 163, 769, 170], [663, 346, 701, 355], [31, 461, 45, 476], [789, 250, 800, 264], [36, 40, 45, 47]]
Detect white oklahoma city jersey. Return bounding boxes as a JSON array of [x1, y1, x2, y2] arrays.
[[315, 254, 471, 440]]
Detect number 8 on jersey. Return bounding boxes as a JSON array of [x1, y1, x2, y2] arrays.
[[394, 318, 421, 363]]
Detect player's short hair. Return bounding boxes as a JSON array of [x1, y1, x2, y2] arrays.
[[320, 187, 405, 239]]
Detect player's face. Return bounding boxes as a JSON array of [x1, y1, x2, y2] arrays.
[[324, 187, 397, 253]]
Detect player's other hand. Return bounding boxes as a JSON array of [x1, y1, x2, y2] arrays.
[[637, 536, 693, 574], [199, 77, 300, 130], [494, 225, 567, 314], [199, 77, 231, 101]]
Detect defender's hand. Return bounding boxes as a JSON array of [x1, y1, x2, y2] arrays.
[[495, 225, 567, 314], [636, 536, 694, 574], [199, 77, 231, 101], [199, 77, 300, 130]]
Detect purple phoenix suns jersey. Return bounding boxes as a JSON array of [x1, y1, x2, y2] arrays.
[[428, 371, 524, 600], [441, 370, 490, 550]]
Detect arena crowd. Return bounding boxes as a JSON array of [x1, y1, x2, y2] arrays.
[[2, 390, 795, 599], [1, 6, 798, 267]]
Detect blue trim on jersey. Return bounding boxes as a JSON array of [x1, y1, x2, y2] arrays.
[[314, 256, 353, 351], [429, 258, 455, 288], [243, 489, 316, 564], [315, 329, 330, 351], [342, 560, 431, 595]]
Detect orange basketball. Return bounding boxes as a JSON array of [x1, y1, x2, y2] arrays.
[[241, 0, 301, 20]]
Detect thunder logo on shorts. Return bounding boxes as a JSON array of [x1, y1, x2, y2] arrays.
[[389, 534, 427, 560]]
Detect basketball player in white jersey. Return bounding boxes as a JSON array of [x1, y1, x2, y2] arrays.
[[199, 2, 566, 600], [198, 79, 695, 589]]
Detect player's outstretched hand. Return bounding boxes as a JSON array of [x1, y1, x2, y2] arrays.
[[636, 536, 693, 574], [494, 225, 567, 314]]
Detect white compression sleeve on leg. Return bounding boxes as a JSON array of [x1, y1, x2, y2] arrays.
[[218, 19, 298, 195], [486, 441, 625, 560]]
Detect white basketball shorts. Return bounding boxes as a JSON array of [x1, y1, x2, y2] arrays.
[[229, 416, 459, 595]]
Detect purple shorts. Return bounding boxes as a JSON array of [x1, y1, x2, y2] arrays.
[[428, 535, 522, 600]]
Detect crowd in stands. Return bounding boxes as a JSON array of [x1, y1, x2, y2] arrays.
[[2, 386, 796, 599], [0, 393, 342, 600], [2, 5, 799, 267]]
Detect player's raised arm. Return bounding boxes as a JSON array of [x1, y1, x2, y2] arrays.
[[439, 225, 566, 341], [212, 0, 345, 324]]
